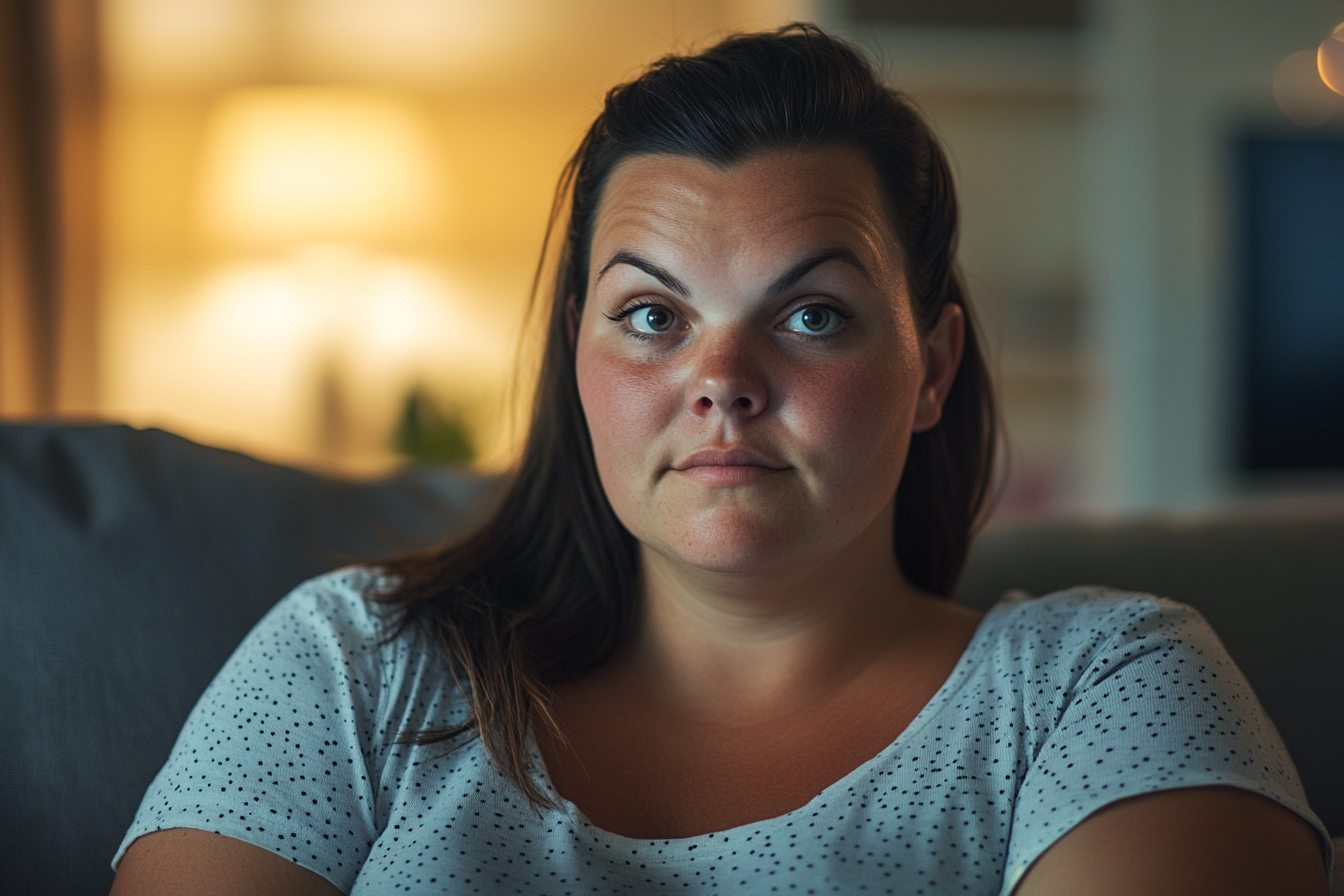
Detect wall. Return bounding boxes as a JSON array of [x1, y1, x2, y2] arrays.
[[96, 0, 811, 473], [829, 0, 1344, 514], [1082, 0, 1343, 511]]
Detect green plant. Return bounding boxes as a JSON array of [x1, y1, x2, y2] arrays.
[[394, 387, 475, 466]]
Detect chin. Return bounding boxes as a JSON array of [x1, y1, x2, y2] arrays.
[[667, 545, 791, 576], [658, 506, 814, 575]]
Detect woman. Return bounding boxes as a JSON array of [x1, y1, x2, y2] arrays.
[[111, 25, 1330, 895]]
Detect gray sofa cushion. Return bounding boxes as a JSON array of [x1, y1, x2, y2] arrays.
[[960, 513, 1344, 839], [0, 423, 498, 896]]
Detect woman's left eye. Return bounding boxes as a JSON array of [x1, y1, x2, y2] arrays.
[[783, 304, 844, 336]]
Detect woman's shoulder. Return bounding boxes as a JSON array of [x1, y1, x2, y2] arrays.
[[972, 585, 1236, 693], [224, 565, 450, 723], [113, 565, 451, 888], [258, 565, 401, 645], [986, 585, 1214, 644], [990, 583, 1192, 618], [971, 587, 1328, 889]]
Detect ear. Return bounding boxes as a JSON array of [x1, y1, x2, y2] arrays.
[[565, 294, 581, 349], [911, 303, 965, 433]]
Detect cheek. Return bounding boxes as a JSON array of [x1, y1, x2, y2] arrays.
[[576, 348, 676, 485], [786, 352, 922, 481]]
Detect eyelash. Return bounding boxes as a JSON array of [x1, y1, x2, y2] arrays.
[[605, 300, 671, 342], [785, 303, 852, 342], [605, 299, 854, 342]]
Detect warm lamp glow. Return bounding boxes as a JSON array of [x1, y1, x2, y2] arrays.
[[195, 87, 445, 248], [1274, 49, 1342, 127], [115, 249, 515, 473], [1320, 24, 1344, 97]]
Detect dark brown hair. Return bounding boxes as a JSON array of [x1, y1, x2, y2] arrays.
[[375, 23, 998, 807]]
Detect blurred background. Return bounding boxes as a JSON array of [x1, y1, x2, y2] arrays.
[[2, 0, 1342, 516]]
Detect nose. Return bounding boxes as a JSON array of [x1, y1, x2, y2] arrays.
[[685, 332, 768, 419]]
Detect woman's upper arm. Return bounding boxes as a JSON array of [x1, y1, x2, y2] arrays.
[[1012, 785, 1328, 896], [111, 573, 392, 891], [110, 829, 344, 896]]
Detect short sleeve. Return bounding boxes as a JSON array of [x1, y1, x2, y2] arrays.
[[1000, 593, 1331, 894], [113, 568, 392, 893]]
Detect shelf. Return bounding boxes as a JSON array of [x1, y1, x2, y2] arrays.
[[828, 23, 1084, 98]]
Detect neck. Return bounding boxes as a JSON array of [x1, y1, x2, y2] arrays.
[[621, 502, 932, 722]]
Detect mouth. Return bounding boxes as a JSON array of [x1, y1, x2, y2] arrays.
[[671, 447, 790, 486]]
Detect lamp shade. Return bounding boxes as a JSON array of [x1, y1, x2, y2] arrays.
[[196, 87, 445, 248]]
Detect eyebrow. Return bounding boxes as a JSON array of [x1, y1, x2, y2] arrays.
[[596, 247, 872, 301], [765, 248, 872, 298], [596, 252, 690, 297]]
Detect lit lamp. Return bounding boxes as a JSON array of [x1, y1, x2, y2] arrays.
[[189, 87, 471, 471], [196, 86, 445, 249]]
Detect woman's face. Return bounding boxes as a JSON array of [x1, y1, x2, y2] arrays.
[[575, 146, 962, 578]]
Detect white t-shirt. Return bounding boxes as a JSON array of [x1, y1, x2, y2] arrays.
[[115, 568, 1330, 894]]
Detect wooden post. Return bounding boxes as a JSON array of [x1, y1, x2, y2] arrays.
[[0, 0, 100, 418]]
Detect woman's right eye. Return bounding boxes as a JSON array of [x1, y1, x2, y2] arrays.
[[626, 305, 677, 334]]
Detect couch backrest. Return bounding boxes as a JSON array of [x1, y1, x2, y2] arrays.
[[0, 423, 498, 896], [2, 423, 1339, 894]]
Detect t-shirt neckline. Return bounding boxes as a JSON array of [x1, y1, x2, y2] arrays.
[[528, 592, 1027, 849]]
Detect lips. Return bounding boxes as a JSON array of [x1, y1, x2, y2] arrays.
[[672, 447, 789, 486], [675, 447, 785, 469]]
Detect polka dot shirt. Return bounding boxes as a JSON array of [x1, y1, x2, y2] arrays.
[[115, 568, 1329, 894]]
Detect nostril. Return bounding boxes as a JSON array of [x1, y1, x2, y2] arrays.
[[690, 380, 764, 415]]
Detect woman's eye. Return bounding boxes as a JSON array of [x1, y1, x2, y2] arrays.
[[784, 305, 842, 336], [627, 305, 677, 334]]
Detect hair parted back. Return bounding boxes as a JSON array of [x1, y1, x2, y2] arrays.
[[376, 23, 998, 808]]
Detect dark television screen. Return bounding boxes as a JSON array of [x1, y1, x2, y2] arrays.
[[1238, 136, 1344, 471]]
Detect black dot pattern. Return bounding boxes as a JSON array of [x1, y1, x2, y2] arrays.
[[115, 571, 1329, 894]]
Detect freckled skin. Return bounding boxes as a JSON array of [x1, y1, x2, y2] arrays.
[[545, 147, 976, 840], [575, 146, 947, 578]]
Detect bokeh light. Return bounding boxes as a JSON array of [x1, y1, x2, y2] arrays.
[[196, 88, 446, 250], [1274, 48, 1343, 127], [1319, 23, 1344, 97]]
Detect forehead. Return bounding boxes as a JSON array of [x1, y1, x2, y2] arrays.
[[589, 146, 898, 270]]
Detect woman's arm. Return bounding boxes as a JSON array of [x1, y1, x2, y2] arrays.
[[110, 574, 395, 893], [1013, 785, 1327, 896], [110, 829, 343, 896]]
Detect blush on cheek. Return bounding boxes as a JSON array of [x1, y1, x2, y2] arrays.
[[787, 358, 916, 456], [782, 354, 919, 532], [576, 352, 676, 510]]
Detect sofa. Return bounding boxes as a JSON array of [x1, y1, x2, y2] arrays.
[[2, 421, 1340, 895]]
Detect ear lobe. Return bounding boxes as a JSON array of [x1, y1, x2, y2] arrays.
[[565, 295, 580, 348], [912, 303, 965, 433]]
